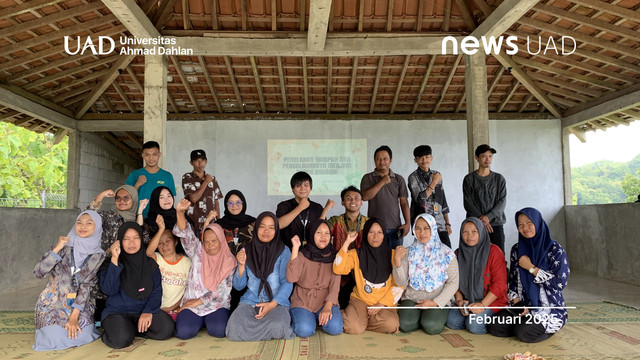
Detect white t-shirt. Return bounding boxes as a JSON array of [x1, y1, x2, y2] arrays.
[[156, 253, 191, 308]]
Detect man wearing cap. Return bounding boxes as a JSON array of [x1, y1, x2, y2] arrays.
[[408, 145, 452, 248], [182, 149, 223, 231], [463, 144, 507, 252]]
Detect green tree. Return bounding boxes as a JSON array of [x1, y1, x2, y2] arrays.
[[621, 168, 640, 202], [0, 122, 68, 205], [571, 153, 640, 205]]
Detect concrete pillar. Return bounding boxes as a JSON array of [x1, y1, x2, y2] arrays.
[[561, 128, 572, 205], [144, 55, 168, 167], [66, 131, 80, 210], [464, 53, 489, 173]]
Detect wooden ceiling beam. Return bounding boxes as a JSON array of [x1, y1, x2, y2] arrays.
[[562, 83, 640, 127], [0, 110, 20, 121], [533, 3, 640, 43], [537, 83, 592, 102], [182, 0, 192, 30], [172, 34, 463, 56], [512, 56, 624, 92], [199, 56, 223, 113], [433, 54, 462, 113], [79, 112, 556, 121], [307, 0, 332, 51], [386, 0, 394, 32], [326, 57, 332, 114], [348, 56, 359, 114], [369, 57, 385, 114], [170, 55, 201, 113], [412, 55, 437, 114], [0, 1, 105, 40], [0, 0, 65, 20], [528, 72, 604, 98], [299, 0, 306, 31], [498, 80, 520, 112], [518, 17, 640, 60], [302, 56, 309, 114], [416, 0, 424, 31], [0, 15, 118, 56], [102, 132, 141, 160], [24, 56, 116, 89], [153, 0, 179, 29], [575, 0, 640, 23], [0, 84, 76, 130], [75, 55, 136, 118], [111, 81, 136, 113], [276, 56, 288, 113], [224, 56, 245, 113], [249, 56, 267, 113], [391, 56, 411, 114]]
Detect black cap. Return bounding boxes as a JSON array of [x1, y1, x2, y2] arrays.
[[475, 144, 496, 157], [190, 149, 207, 161]]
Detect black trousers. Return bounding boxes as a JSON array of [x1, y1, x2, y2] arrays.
[[488, 225, 505, 253], [102, 311, 175, 349], [487, 309, 553, 343], [438, 231, 451, 248]]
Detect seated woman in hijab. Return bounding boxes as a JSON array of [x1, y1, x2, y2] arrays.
[[392, 213, 458, 335], [145, 213, 191, 321], [139, 186, 185, 243], [446, 217, 507, 334], [99, 222, 174, 348], [33, 211, 105, 351], [214, 190, 256, 312], [216, 190, 256, 255], [88, 186, 138, 250], [286, 219, 343, 337], [487, 208, 570, 343], [87, 186, 138, 319], [333, 218, 403, 334], [225, 212, 295, 341], [172, 199, 236, 339]]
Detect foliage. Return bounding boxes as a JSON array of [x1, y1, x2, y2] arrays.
[[0, 122, 68, 202], [621, 168, 640, 202], [571, 153, 640, 204]]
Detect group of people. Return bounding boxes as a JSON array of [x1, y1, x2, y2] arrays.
[[32, 141, 570, 352]]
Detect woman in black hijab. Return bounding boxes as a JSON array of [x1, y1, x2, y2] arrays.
[[225, 212, 295, 341], [333, 218, 402, 334], [99, 222, 174, 348], [287, 219, 343, 337], [216, 190, 256, 255]]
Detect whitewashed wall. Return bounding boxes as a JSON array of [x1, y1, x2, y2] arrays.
[[164, 119, 565, 255]]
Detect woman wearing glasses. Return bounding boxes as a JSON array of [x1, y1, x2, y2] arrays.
[[213, 190, 256, 312], [88, 186, 139, 320], [215, 190, 256, 256]]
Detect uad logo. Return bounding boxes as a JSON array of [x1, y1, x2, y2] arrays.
[[64, 36, 116, 55]]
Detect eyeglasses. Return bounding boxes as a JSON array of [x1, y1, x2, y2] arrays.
[[115, 196, 132, 202], [227, 201, 243, 207]]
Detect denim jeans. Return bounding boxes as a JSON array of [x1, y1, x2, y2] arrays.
[[290, 305, 343, 337], [446, 307, 494, 334], [384, 229, 403, 249]]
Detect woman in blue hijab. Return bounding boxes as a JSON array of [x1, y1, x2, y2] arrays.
[[487, 208, 570, 343]]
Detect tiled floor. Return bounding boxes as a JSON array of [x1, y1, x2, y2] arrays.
[[1, 272, 638, 311]]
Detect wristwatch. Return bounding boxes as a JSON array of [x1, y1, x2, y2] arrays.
[[529, 267, 536, 274]]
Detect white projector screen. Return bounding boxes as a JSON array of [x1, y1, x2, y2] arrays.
[[267, 139, 367, 195]]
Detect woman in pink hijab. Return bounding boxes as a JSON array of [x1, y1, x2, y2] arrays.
[[172, 199, 237, 339]]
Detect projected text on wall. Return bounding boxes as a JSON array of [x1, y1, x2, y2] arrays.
[[268, 139, 367, 196]]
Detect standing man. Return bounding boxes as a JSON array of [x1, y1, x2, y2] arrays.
[[463, 144, 507, 252], [360, 145, 411, 249], [276, 171, 327, 248], [407, 145, 452, 248], [182, 149, 223, 232], [126, 140, 175, 218]]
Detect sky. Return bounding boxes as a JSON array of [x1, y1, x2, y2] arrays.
[[570, 120, 640, 167]]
